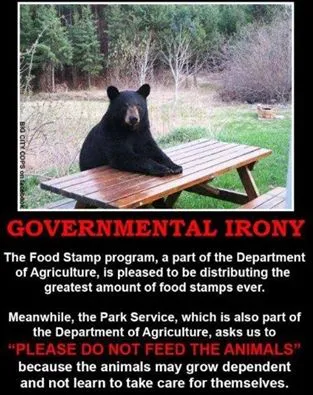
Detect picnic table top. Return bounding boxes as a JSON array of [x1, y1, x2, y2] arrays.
[[41, 138, 272, 209]]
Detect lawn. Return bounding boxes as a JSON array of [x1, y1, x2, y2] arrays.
[[159, 106, 291, 209], [21, 92, 291, 209]]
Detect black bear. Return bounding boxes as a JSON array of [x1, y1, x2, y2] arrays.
[[79, 84, 183, 176]]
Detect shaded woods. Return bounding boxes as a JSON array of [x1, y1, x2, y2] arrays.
[[20, 4, 291, 103], [19, 4, 292, 208]]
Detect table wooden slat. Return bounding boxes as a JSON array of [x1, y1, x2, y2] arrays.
[[257, 196, 286, 209], [164, 138, 209, 153], [44, 198, 76, 209], [273, 201, 286, 209]]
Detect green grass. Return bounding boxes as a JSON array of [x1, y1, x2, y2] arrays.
[[22, 176, 61, 208], [23, 104, 291, 210], [159, 106, 291, 209], [158, 126, 208, 148], [21, 165, 79, 209]]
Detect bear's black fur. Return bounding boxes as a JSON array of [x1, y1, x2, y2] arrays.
[[79, 84, 183, 177]]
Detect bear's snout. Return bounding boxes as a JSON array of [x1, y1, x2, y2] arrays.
[[125, 106, 140, 127], [129, 116, 138, 125]]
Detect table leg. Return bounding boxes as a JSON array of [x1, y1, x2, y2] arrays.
[[187, 183, 249, 204], [237, 165, 259, 200], [151, 192, 182, 209], [75, 201, 97, 209], [152, 198, 168, 208], [165, 192, 182, 208]]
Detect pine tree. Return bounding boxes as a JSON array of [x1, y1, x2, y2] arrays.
[[20, 6, 36, 50], [20, 6, 37, 92], [70, 6, 103, 88], [32, 5, 72, 91]]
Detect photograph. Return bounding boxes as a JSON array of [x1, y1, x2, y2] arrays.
[[19, 2, 293, 211]]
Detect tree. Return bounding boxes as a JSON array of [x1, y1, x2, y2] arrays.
[[70, 6, 102, 88], [91, 5, 108, 72], [245, 4, 287, 23], [20, 6, 37, 93], [217, 5, 249, 36], [20, 4, 288, 92], [221, 16, 292, 103], [161, 26, 195, 102], [106, 5, 169, 85], [32, 5, 72, 91], [106, 5, 138, 83], [194, 5, 224, 72], [20, 6, 36, 50], [133, 31, 157, 86]]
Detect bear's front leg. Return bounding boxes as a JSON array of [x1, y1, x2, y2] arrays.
[[108, 150, 173, 177], [143, 140, 183, 174]]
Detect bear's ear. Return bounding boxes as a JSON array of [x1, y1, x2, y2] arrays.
[[107, 86, 120, 101], [137, 84, 150, 98]]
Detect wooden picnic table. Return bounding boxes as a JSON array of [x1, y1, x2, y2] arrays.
[[41, 139, 272, 209]]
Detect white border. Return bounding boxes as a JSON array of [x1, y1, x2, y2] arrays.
[[17, 1, 294, 212]]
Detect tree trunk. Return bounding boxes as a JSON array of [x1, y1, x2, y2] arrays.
[[88, 73, 91, 89], [185, 62, 189, 88], [174, 79, 179, 104], [92, 5, 108, 76], [39, 63, 51, 92], [72, 66, 78, 89], [193, 58, 199, 88], [51, 64, 55, 93]]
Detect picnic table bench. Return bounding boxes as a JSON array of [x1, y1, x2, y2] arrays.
[[239, 187, 286, 210], [41, 139, 272, 209]]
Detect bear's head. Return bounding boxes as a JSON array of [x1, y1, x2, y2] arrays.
[[106, 84, 150, 130]]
